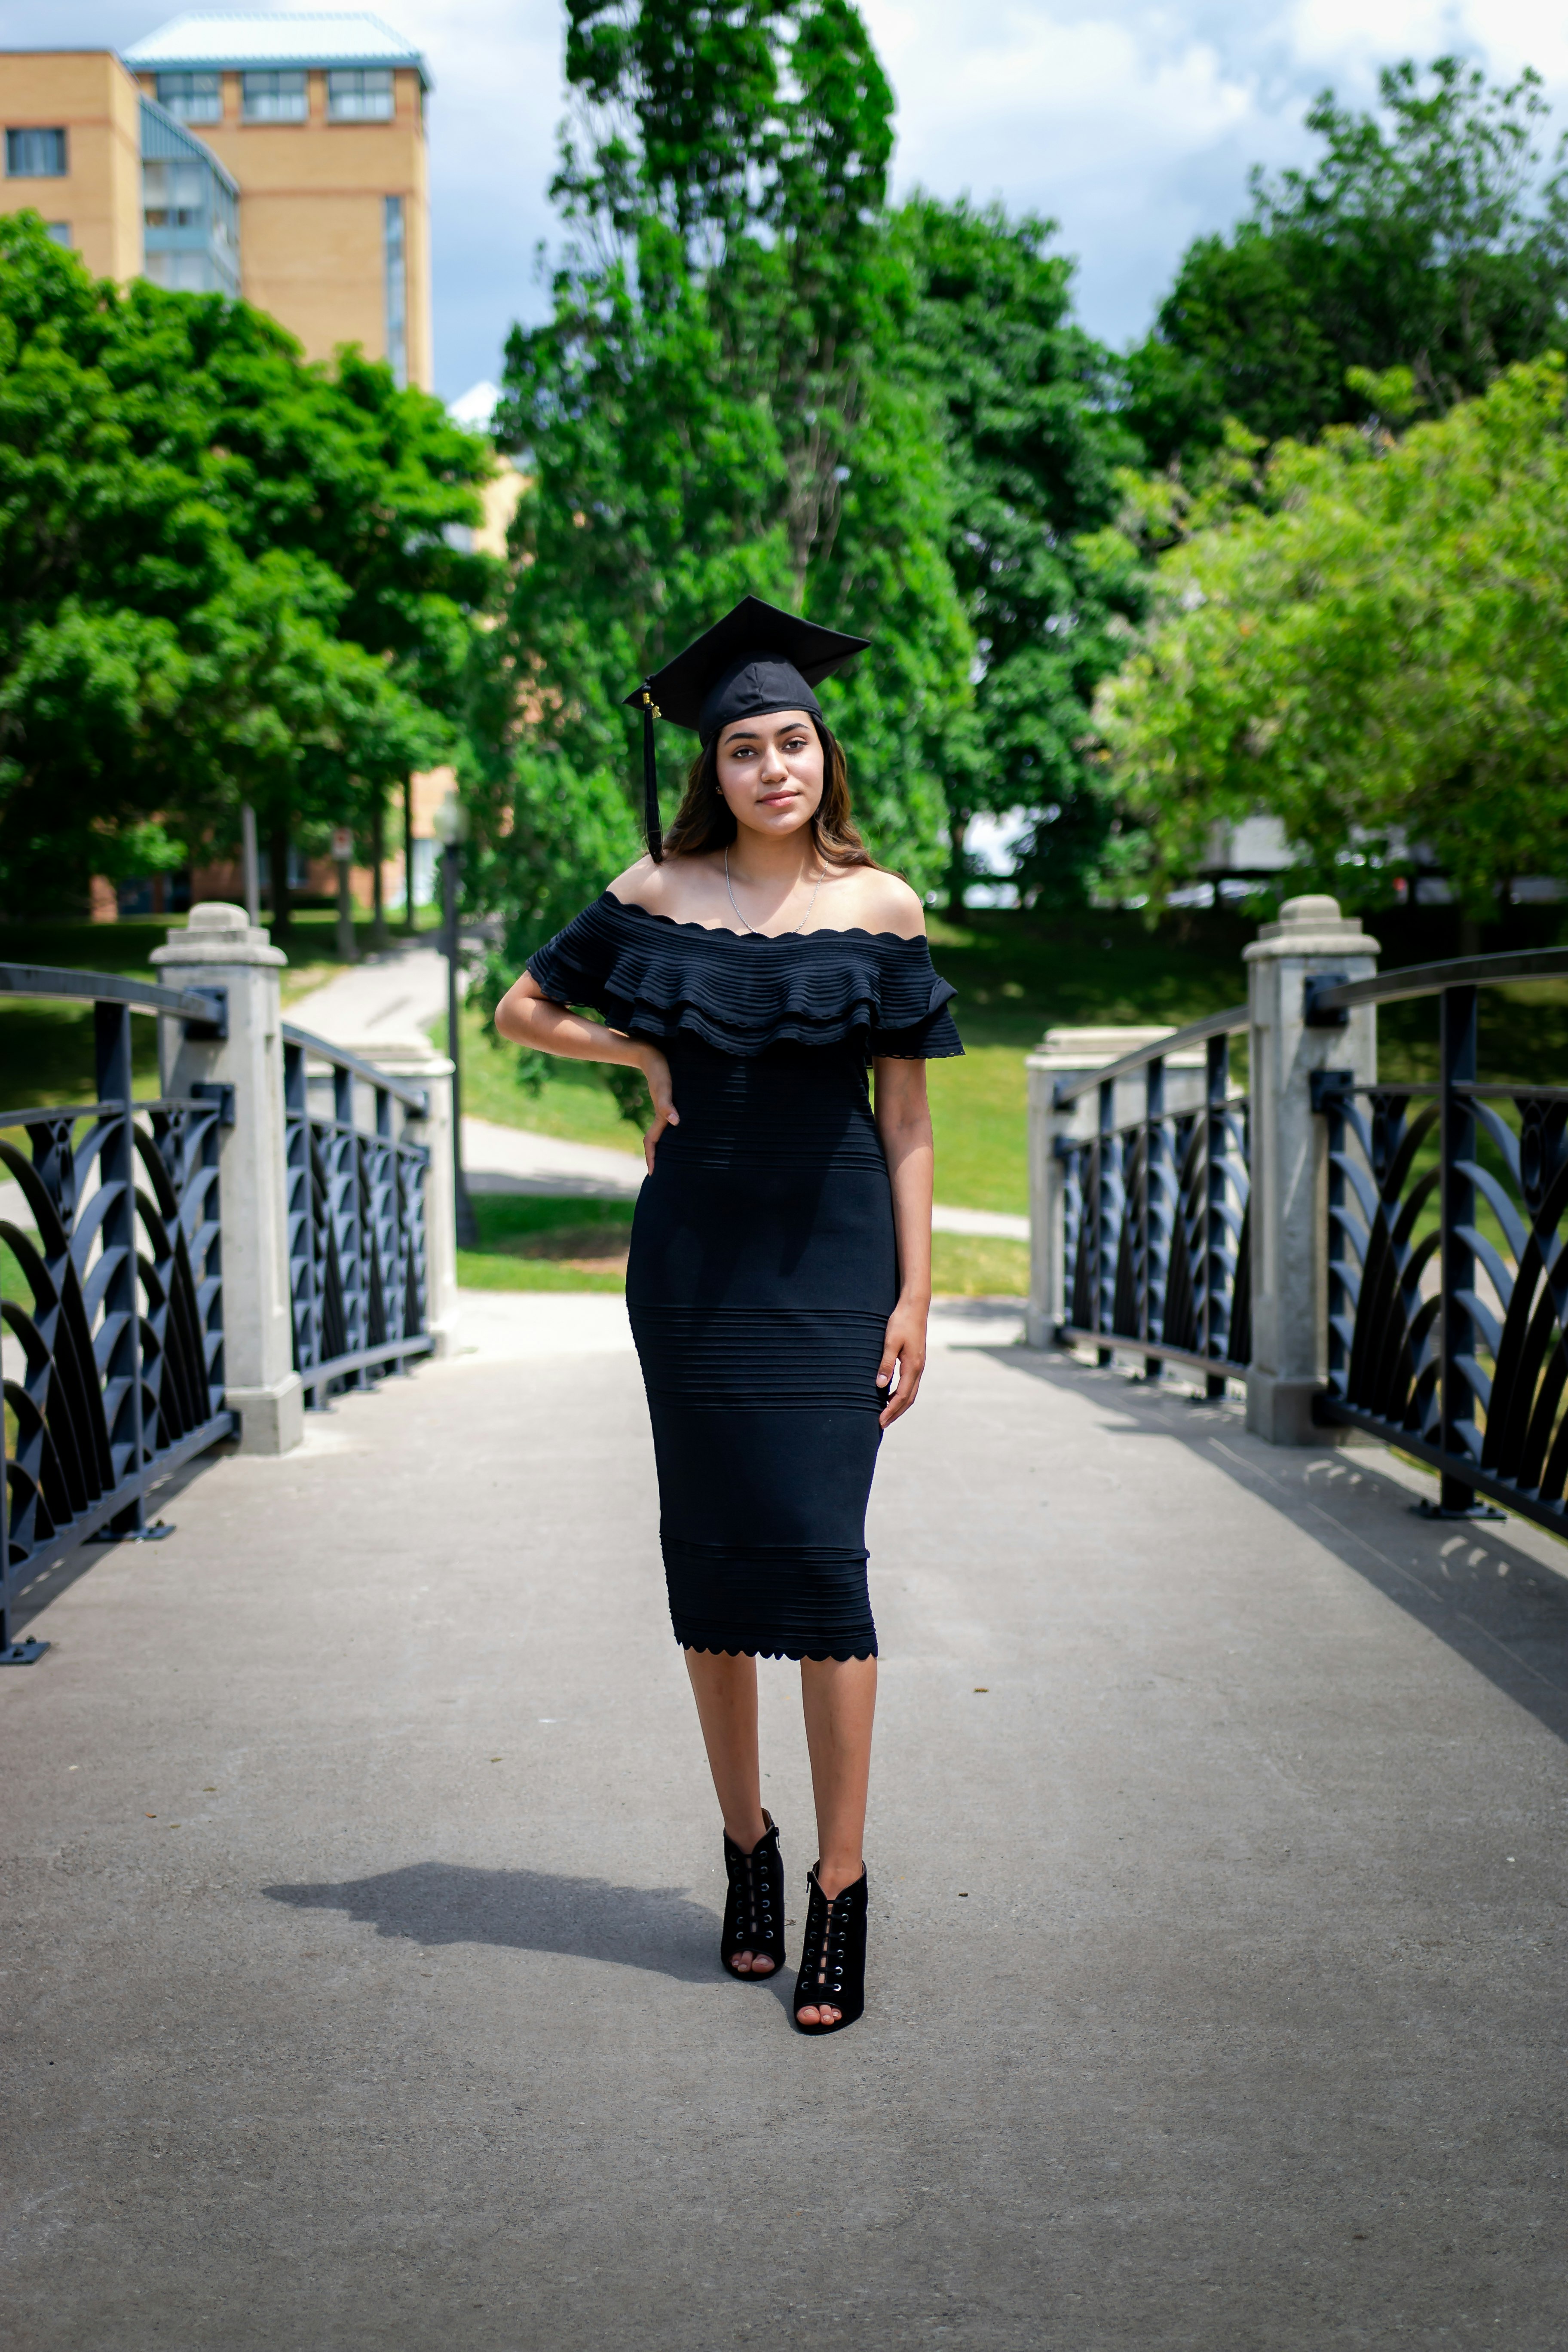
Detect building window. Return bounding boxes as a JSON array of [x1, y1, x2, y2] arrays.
[[144, 248, 223, 294], [156, 72, 222, 125], [383, 194, 407, 388], [328, 68, 394, 122], [6, 127, 67, 177], [46, 221, 71, 245], [241, 70, 307, 123], [143, 158, 208, 230]]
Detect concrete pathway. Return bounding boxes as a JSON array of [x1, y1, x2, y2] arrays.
[[5, 1305, 1568, 2347], [287, 938, 452, 1050]]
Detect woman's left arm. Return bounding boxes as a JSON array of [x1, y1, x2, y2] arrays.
[[872, 1057, 934, 1427]]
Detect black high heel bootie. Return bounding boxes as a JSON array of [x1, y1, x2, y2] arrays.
[[793, 1864, 868, 2034], [720, 1810, 786, 1980]]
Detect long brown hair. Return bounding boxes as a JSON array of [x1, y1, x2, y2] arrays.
[[659, 719, 876, 870]]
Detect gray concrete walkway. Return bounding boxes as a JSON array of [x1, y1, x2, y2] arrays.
[[5, 1308, 1568, 2349]]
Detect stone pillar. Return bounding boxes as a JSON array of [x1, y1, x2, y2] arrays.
[[1244, 894, 1379, 1445], [1025, 1026, 1206, 1349], [152, 902, 303, 1455], [334, 1036, 460, 1361]]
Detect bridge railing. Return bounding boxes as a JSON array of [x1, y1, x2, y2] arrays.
[[0, 905, 457, 1663], [1042, 1008, 1252, 1391], [1029, 898, 1568, 1543], [1308, 946, 1568, 1537], [0, 968, 237, 1658], [282, 1024, 432, 1406]]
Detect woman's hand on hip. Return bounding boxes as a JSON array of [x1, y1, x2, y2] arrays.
[[876, 1298, 928, 1427], [639, 1044, 678, 1173]]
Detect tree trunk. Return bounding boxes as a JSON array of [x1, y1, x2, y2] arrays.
[[403, 773, 416, 933], [268, 821, 291, 944], [945, 807, 969, 918]]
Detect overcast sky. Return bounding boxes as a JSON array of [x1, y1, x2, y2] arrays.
[[7, 0, 1567, 400]]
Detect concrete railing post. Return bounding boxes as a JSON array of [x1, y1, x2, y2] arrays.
[[1026, 1026, 1207, 1349], [1244, 893, 1379, 1445], [152, 902, 303, 1455], [333, 1035, 460, 1361]]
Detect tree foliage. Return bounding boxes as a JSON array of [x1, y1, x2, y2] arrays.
[[1096, 358, 1568, 910], [478, 0, 970, 978], [894, 194, 1142, 907], [1127, 58, 1568, 468], [0, 211, 496, 911]]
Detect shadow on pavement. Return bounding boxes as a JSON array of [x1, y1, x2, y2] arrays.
[[262, 1860, 720, 1983], [988, 1346, 1568, 1746]]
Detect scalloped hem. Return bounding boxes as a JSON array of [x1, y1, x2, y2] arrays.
[[677, 1633, 879, 1663]]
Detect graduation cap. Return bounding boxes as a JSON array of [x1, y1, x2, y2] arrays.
[[625, 596, 869, 859]]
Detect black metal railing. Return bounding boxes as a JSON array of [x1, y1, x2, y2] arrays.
[[282, 1026, 432, 1408], [0, 968, 234, 1658], [1053, 1007, 1253, 1391], [1311, 945, 1568, 1535]]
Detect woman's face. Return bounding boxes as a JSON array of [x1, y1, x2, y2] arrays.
[[715, 710, 824, 842]]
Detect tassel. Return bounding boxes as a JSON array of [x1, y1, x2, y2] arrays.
[[640, 687, 664, 862]]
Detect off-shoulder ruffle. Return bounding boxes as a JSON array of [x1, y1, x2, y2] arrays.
[[526, 892, 963, 1060]]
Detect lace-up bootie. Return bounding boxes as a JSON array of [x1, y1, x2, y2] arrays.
[[793, 1863, 868, 2034], [720, 1810, 787, 1980]]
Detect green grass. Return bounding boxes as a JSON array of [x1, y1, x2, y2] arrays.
[[454, 1193, 1024, 1298], [456, 1192, 634, 1293], [930, 1233, 1029, 1298], [0, 908, 442, 1111], [445, 1002, 647, 1156]]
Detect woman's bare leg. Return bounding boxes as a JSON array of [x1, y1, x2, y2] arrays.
[[797, 1654, 877, 2024], [684, 1648, 773, 1973]]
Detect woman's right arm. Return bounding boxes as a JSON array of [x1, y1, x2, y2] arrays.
[[493, 973, 677, 1173]]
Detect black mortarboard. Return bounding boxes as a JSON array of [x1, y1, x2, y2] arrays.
[[624, 596, 869, 859]]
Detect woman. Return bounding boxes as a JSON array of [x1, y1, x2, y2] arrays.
[[494, 597, 962, 2034]]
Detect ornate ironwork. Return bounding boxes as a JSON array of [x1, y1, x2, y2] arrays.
[[1054, 1010, 1252, 1390], [1317, 958, 1568, 1538], [0, 991, 233, 1656], [282, 1026, 432, 1407]]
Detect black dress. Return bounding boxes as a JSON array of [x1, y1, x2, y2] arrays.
[[527, 894, 963, 1660]]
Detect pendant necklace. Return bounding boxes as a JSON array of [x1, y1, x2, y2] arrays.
[[725, 845, 823, 937]]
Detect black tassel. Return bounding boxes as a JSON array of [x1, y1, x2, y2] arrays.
[[640, 688, 664, 862]]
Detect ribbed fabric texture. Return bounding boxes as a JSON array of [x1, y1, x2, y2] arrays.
[[527, 893, 964, 1062], [527, 899, 964, 1664]]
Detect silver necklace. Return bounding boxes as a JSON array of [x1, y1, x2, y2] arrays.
[[724, 845, 823, 937]]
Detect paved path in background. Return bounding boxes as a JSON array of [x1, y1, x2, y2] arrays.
[[287, 938, 452, 1050], [5, 1299, 1568, 2347], [289, 948, 1031, 1240]]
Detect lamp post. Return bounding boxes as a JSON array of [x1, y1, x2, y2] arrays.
[[331, 824, 357, 964], [432, 790, 479, 1248]]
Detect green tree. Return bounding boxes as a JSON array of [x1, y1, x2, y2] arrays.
[[0, 212, 496, 916], [1096, 357, 1568, 910], [894, 195, 1144, 908], [480, 0, 970, 995], [1127, 58, 1568, 466]]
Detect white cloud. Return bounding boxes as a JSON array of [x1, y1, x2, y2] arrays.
[[8, 0, 1568, 381]]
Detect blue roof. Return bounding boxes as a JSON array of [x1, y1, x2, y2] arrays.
[[125, 13, 429, 87]]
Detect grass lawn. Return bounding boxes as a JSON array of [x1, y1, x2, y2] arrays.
[[454, 1189, 1026, 1297], [0, 908, 440, 1112]]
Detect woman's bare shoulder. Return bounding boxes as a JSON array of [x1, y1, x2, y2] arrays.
[[606, 852, 725, 921], [825, 866, 927, 939]]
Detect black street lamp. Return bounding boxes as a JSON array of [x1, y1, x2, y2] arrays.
[[432, 790, 480, 1249]]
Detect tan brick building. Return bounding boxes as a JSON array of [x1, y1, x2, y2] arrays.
[[0, 15, 432, 387], [0, 49, 159, 282], [123, 11, 432, 387]]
